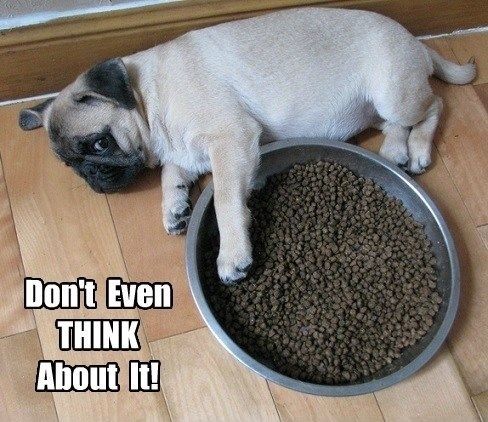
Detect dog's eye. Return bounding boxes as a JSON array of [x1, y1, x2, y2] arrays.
[[93, 137, 109, 152]]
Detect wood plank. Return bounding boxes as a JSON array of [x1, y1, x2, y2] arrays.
[[447, 32, 488, 86], [375, 348, 478, 422], [2, 1, 488, 100], [474, 84, 488, 112], [473, 391, 488, 421], [150, 327, 280, 422], [0, 393, 7, 422], [478, 225, 488, 250], [423, 38, 488, 227], [0, 102, 170, 421], [269, 383, 383, 422], [0, 157, 35, 338], [357, 130, 488, 395], [0, 329, 57, 422], [107, 170, 204, 342]]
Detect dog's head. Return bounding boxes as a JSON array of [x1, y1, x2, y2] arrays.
[[19, 58, 149, 193]]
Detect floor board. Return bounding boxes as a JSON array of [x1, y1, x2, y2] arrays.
[[375, 348, 479, 422], [473, 391, 488, 421], [478, 225, 488, 250], [269, 383, 383, 422], [0, 329, 57, 422], [0, 156, 35, 338], [0, 103, 171, 422], [474, 83, 488, 111], [150, 327, 280, 422]]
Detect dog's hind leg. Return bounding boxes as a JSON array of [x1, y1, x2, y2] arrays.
[[379, 123, 410, 167], [372, 76, 440, 174], [406, 96, 443, 174]]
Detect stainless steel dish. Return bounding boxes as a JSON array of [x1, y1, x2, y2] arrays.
[[186, 138, 460, 396]]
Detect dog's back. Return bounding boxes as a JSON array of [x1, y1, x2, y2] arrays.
[[167, 8, 428, 141]]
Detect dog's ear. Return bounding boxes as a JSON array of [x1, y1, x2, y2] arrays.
[[74, 58, 136, 109], [19, 98, 54, 131]]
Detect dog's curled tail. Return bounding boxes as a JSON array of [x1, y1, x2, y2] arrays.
[[425, 45, 476, 85]]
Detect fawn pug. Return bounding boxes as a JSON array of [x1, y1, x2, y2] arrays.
[[19, 8, 475, 283]]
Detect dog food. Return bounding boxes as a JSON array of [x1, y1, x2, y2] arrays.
[[202, 160, 441, 384]]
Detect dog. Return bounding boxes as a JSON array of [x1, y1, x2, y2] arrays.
[[19, 7, 476, 284]]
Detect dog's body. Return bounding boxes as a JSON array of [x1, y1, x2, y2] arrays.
[[19, 8, 476, 283]]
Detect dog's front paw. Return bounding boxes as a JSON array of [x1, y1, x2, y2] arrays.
[[217, 246, 253, 285], [407, 151, 431, 175], [163, 198, 192, 235], [379, 142, 409, 167]]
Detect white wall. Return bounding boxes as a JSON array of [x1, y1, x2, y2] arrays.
[[0, 0, 182, 29]]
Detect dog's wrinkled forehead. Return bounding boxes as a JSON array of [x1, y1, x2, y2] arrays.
[[48, 89, 114, 159], [19, 58, 137, 157], [48, 58, 137, 154]]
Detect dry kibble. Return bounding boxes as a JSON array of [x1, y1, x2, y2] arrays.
[[202, 160, 441, 385]]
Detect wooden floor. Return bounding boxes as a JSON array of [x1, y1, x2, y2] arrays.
[[1, 32, 488, 422]]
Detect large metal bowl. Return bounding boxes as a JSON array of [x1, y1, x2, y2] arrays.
[[186, 138, 460, 396]]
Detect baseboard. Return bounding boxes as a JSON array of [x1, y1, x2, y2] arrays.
[[1, 0, 487, 101]]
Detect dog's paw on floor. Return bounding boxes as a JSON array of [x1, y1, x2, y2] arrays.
[[163, 199, 192, 235]]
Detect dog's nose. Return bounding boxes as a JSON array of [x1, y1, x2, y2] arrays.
[[87, 165, 98, 176], [99, 165, 110, 174]]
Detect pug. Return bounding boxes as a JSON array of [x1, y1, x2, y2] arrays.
[[19, 7, 475, 284]]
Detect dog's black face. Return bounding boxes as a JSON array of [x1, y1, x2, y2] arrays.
[[19, 58, 148, 194]]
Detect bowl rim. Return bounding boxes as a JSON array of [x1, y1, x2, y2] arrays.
[[185, 138, 460, 396]]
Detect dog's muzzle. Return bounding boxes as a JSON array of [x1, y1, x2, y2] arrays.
[[78, 156, 145, 193]]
